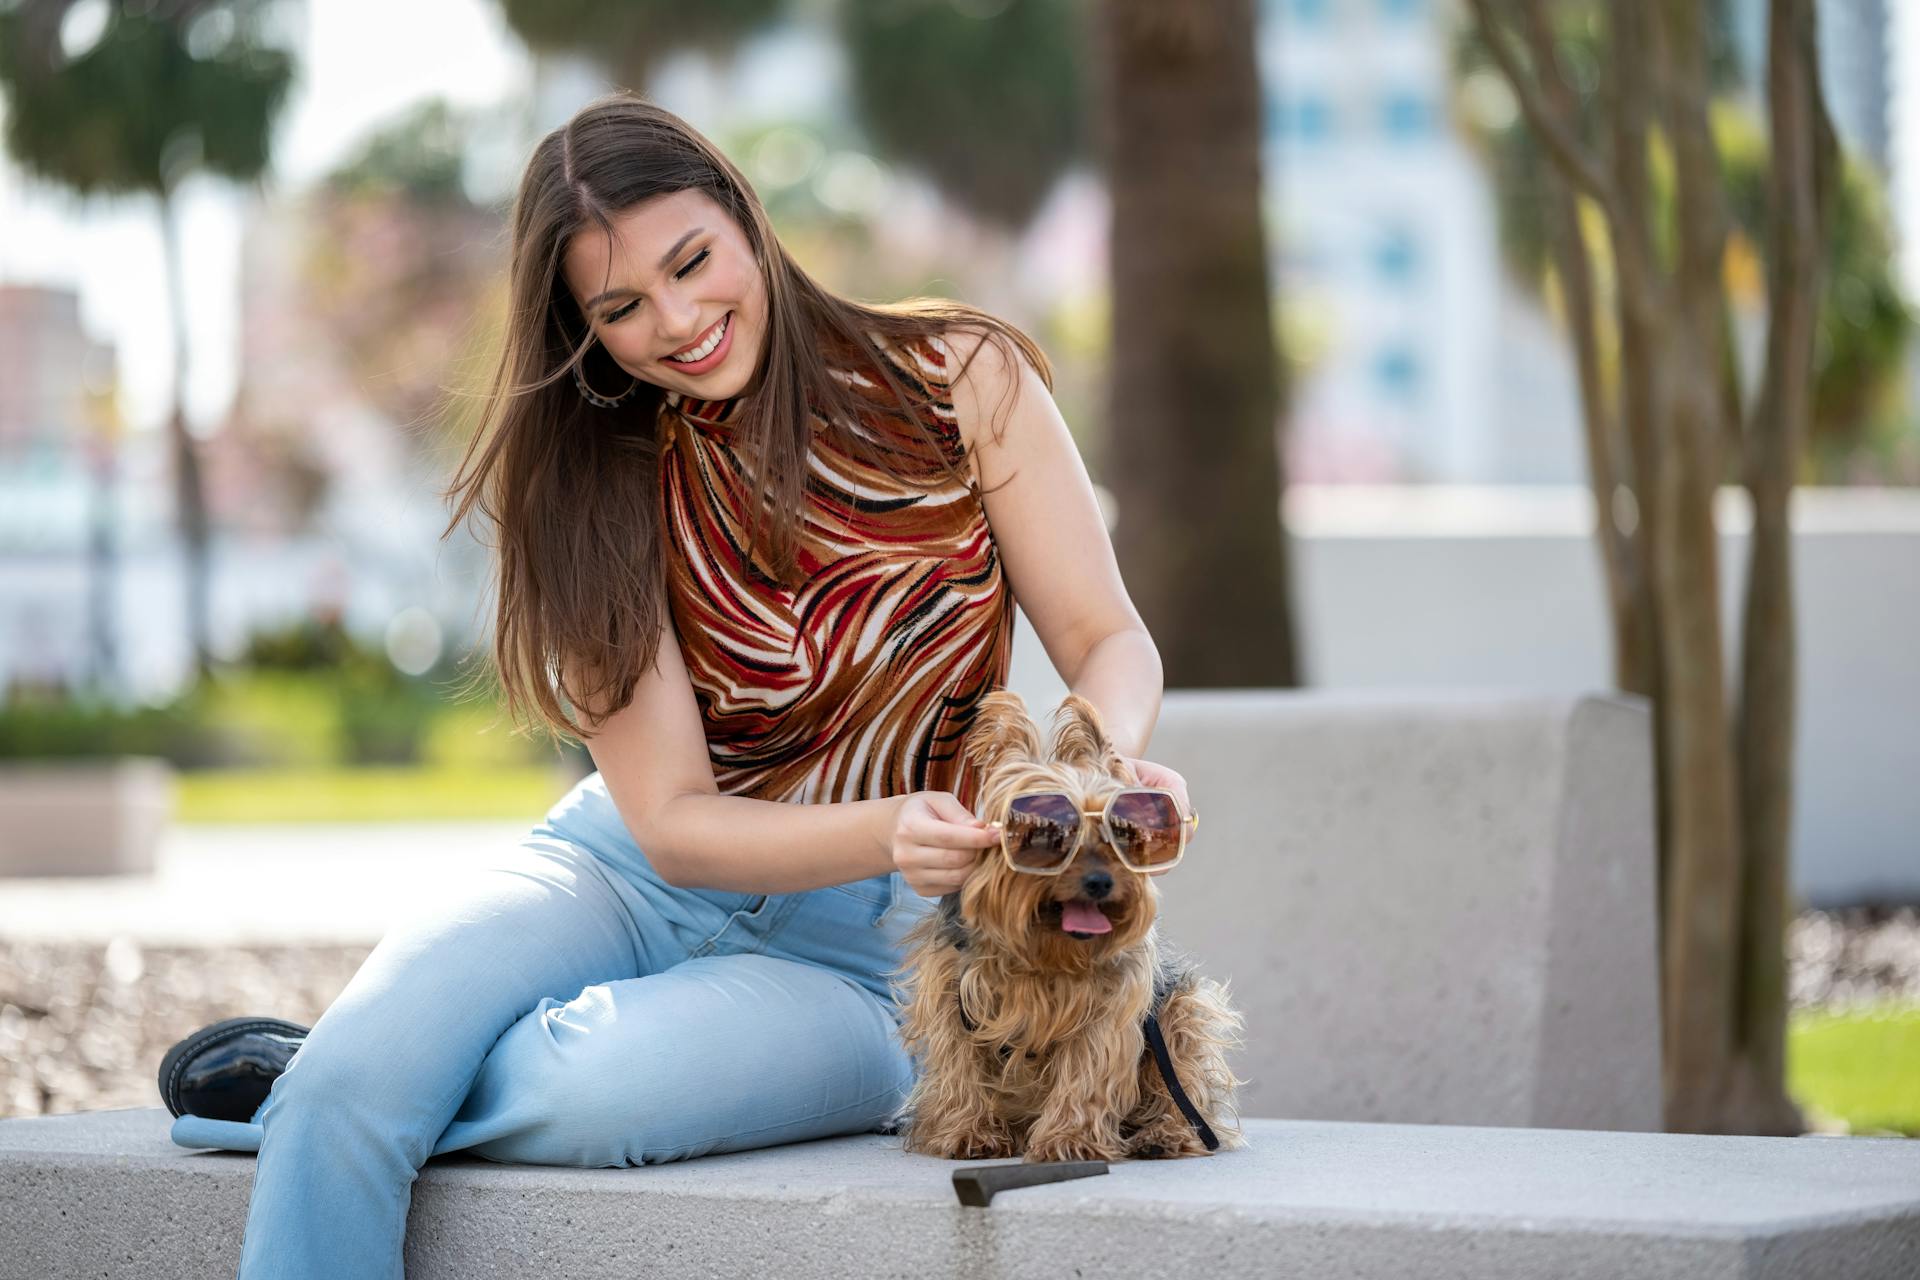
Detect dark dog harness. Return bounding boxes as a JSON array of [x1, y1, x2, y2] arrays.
[[953, 962, 1221, 1152]]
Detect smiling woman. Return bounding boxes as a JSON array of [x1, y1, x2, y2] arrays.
[[163, 89, 1171, 1280], [442, 93, 1054, 751], [565, 199, 762, 390]]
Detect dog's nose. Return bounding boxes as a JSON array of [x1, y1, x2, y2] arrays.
[[1081, 870, 1113, 900]]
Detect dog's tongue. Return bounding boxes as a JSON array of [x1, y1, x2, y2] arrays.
[[1060, 899, 1112, 935]]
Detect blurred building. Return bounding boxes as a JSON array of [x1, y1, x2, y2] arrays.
[[0, 283, 125, 694], [0, 284, 115, 458], [1728, 0, 1892, 172], [1258, 0, 1586, 484], [1817, 0, 1894, 171]]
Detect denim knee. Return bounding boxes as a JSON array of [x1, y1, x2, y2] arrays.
[[454, 985, 663, 1168], [258, 1028, 471, 1167]]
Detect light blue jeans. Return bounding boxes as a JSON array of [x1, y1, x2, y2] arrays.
[[169, 771, 936, 1279]]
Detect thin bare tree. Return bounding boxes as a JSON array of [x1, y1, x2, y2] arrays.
[[1465, 0, 1835, 1133]]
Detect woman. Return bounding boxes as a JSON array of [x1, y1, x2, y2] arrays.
[[160, 90, 1189, 1278]]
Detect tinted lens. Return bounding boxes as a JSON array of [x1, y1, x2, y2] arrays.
[[1107, 790, 1185, 867], [1005, 793, 1081, 869]]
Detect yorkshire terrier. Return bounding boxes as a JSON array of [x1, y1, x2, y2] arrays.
[[891, 690, 1247, 1163]]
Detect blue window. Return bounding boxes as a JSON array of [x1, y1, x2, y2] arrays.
[[1295, 93, 1335, 142], [1381, 92, 1434, 140], [1374, 227, 1418, 282], [1266, 94, 1336, 144], [1374, 345, 1420, 397], [1289, 0, 1332, 22], [1379, 0, 1423, 19]]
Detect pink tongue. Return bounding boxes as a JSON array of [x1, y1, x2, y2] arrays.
[[1059, 900, 1112, 935]]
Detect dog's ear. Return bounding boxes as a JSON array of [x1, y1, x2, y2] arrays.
[[1049, 693, 1132, 775], [962, 689, 1045, 779]]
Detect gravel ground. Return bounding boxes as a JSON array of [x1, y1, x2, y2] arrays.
[[4, 907, 1916, 1122]]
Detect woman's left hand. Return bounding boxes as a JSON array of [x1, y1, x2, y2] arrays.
[[1118, 754, 1195, 876]]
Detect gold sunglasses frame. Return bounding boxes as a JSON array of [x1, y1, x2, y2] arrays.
[[995, 786, 1200, 876]]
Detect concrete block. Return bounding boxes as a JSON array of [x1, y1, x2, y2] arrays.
[[0, 757, 174, 877], [1144, 689, 1660, 1130]]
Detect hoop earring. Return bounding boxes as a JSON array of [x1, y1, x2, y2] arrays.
[[573, 346, 640, 409]]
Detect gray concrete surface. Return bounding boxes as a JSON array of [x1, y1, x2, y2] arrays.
[[2, 1108, 1915, 1279], [1143, 690, 1662, 1131]]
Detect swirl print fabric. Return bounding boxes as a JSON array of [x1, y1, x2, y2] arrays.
[[659, 332, 1014, 810]]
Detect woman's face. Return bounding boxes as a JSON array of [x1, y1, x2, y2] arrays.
[[561, 188, 767, 401]]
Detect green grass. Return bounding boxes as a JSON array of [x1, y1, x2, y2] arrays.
[[175, 764, 576, 824], [1788, 1000, 1920, 1136]]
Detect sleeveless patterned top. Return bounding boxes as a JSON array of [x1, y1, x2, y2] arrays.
[[658, 332, 1014, 810]]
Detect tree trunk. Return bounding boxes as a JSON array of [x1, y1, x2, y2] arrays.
[[1098, 0, 1297, 686], [1650, 0, 1751, 1135], [159, 189, 214, 684], [1726, 0, 1835, 1138], [1601, 0, 1671, 907], [1519, 0, 1643, 696]]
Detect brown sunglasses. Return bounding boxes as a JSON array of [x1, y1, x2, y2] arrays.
[[995, 787, 1199, 875]]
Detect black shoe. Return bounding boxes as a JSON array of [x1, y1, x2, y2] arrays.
[[158, 1016, 310, 1122]]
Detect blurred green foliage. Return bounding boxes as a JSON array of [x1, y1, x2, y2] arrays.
[[1789, 1001, 1920, 1137], [1450, 6, 1916, 482], [175, 763, 570, 823], [0, 617, 551, 771]]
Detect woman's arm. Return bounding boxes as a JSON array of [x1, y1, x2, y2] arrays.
[[1067, 627, 1163, 759], [640, 791, 908, 894], [578, 618, 930, 895], [943, 325, 1167, 760]]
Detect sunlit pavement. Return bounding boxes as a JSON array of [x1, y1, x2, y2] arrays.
[[0, 822, 533, 946]]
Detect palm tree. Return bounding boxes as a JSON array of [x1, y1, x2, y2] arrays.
[[1094, 0, 1296, 685], [496, 0, 782, 96], [0, 0, 295, 684]]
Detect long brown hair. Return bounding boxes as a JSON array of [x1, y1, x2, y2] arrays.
[[441, 91, 1049, 746]]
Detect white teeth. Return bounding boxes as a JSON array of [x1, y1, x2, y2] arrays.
[[667, 314, 727, 363]]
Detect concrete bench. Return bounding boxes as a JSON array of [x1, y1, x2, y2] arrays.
[[3, 1108, 1915, 1278], [1137, 689, 1659, 1130]]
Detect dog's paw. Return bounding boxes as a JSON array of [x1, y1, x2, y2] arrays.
[[1125, 1124, 1216, 1159], [1127, 1138, 1211, 1159], [954, 1132, 1021, 1161], [1023, 1134, 1123, 1165], [908, 1129, 1019, 1161]]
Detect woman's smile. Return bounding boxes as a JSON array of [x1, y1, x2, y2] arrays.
[[663, 311, 733, 374]]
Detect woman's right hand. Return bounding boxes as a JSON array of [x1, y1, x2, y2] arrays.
[[881, 791, 1002, 898]]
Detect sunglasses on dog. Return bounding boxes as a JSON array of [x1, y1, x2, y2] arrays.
[[996, 787, 1199, 875]]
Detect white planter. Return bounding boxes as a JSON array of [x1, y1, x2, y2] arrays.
[[0, 757, 175, 877]]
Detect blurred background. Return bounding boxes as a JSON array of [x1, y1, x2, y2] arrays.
[[0, 0, 1913, 1136]]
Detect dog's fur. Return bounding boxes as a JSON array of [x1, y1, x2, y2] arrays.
[[890, 690, 1246, 1162]]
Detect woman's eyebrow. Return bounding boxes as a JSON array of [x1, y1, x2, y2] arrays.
[[585, 228, 706, 308]]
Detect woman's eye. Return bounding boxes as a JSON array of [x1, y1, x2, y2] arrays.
[[603, 249, 705, 323]]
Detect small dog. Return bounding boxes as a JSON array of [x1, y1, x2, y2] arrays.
[[891, 690, 1246, 1163]]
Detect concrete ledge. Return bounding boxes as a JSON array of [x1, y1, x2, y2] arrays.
[[4, 1109, 1916, 1279]]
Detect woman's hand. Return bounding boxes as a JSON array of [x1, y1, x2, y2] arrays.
[[1119, 755, 1195, 876], [881, 791, 1001, 898]]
